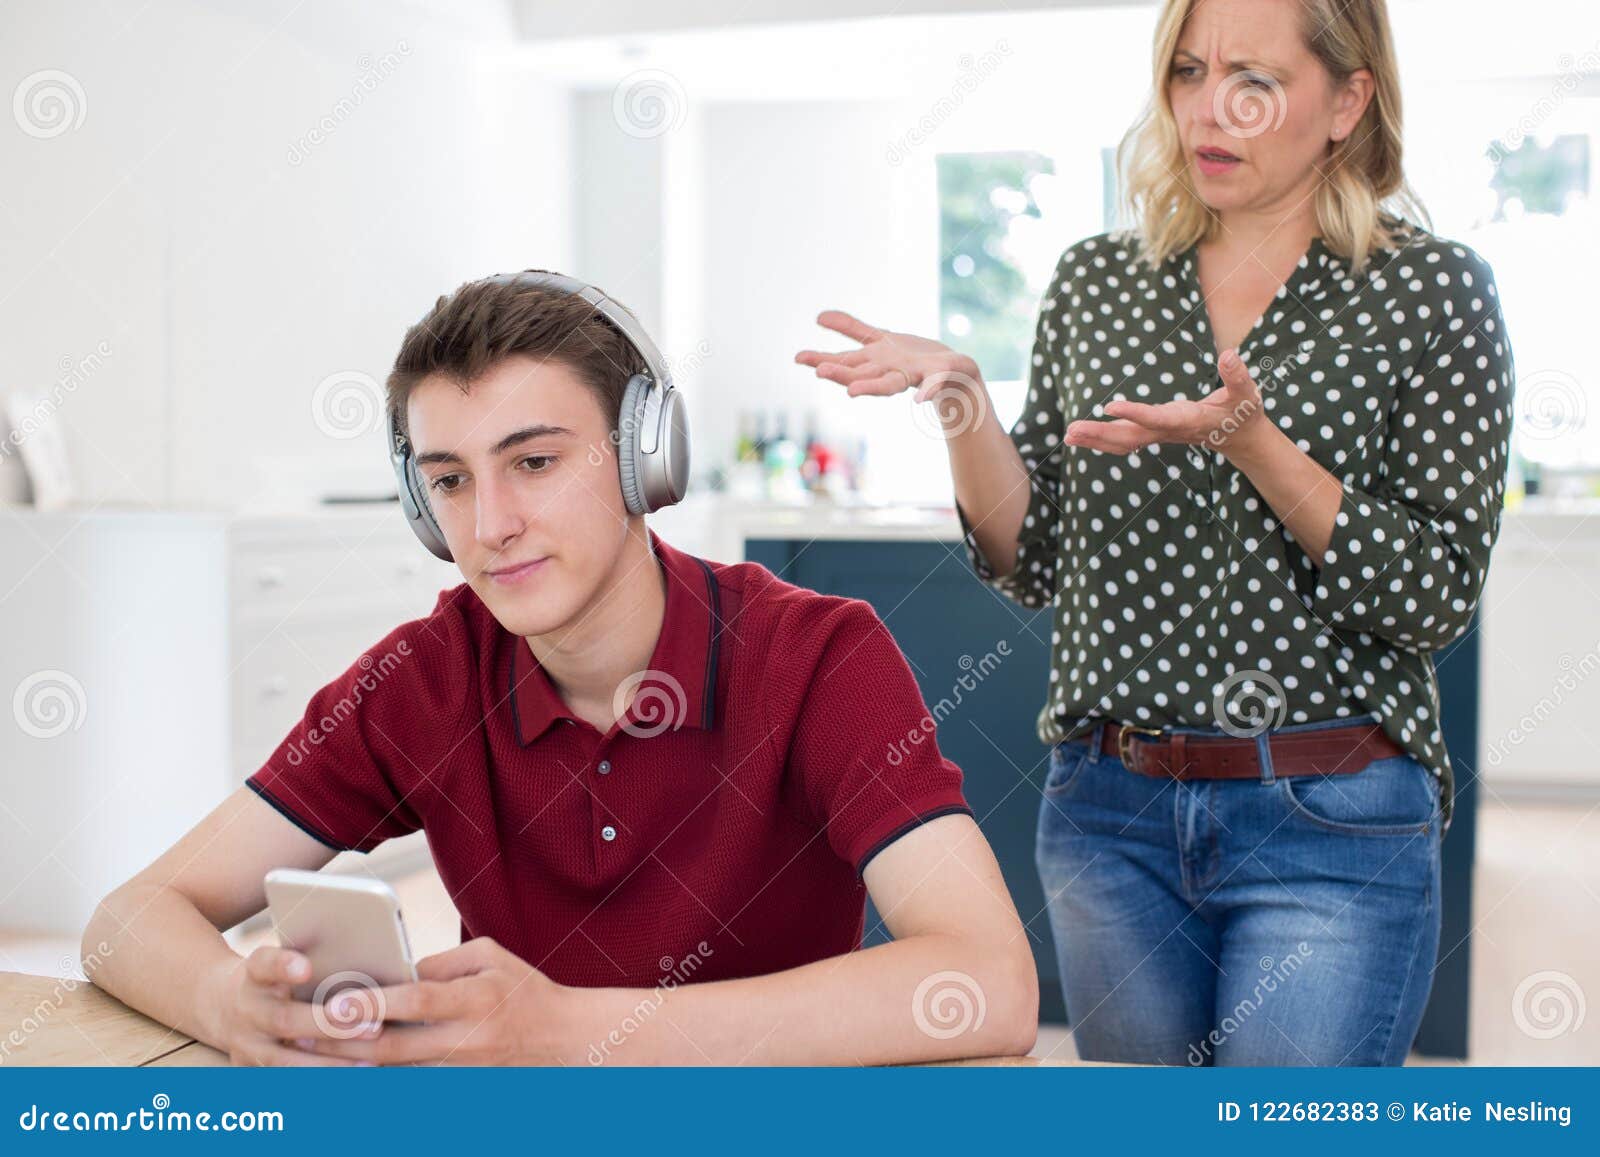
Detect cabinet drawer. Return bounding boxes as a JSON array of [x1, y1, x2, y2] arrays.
[[230, 618, 419, 754], [230, 535, 457, 618]]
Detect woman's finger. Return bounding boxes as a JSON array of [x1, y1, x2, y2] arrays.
[[843, 370, 913, 397], [815, 362, 892, 386], [795, 348, 869, 369], [1065, 418, 1153, 454], [1103, 399, 1189, 434], [815, 310, 886, 345], [1218, 348, 1257, 397]]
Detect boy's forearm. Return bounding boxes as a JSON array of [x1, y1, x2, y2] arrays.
[[82, 883, 241, 1051], [574, 931, 1038, 1066]]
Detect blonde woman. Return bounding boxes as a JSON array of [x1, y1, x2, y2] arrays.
[[798, 0, 1514, 1065]]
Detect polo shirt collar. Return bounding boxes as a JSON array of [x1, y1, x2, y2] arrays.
[[509, 530, 722, 746]]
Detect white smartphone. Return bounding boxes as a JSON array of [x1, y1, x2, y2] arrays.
[[263, 869, 419, 1007]]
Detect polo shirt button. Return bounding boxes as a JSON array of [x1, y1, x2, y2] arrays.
[[597, 759, 611, 774], [600, 824, 617, 842]]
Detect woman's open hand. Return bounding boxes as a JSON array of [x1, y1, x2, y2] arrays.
[[796, 310, 979, 402], [1065, 347, 1266, 456]]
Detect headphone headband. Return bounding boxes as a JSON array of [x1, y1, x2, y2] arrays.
[[388, 269, 691, 562]]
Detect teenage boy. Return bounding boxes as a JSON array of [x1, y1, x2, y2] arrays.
[[83, 273, 1038, 1066]]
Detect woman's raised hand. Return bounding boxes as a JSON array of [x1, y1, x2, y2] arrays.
[[796, 310, 980, 402]]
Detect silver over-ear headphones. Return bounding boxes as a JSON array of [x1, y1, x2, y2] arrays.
[[387, 269, 691, 562]]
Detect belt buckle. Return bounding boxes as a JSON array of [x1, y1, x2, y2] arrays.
[[1116, 725, 1164, 770]]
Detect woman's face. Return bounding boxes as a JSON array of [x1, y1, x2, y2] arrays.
[[1167, 0, 1372, 220]]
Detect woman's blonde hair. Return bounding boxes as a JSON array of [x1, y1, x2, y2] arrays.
[[1117, 0, 1429, 274]]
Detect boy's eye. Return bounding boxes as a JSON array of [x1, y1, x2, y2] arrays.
[[429, 473, 461, 494], [520, 455, 555, 473]]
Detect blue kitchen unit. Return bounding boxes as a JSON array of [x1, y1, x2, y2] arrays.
[[745, 535, 1477, 1057]]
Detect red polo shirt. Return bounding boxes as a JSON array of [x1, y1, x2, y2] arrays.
[[245, 532, 972, 988]]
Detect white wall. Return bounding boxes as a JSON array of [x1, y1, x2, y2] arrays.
[[1, 0, 572, 511]]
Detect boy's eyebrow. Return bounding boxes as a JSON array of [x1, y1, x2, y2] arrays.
[[413, 424, 577, 468]]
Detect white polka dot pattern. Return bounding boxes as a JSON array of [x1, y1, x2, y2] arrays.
[[955, 223, 1517, 829]]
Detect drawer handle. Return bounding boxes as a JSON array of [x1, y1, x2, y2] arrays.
[[261, 675, 289, 697], [257, 565, 287, 588]]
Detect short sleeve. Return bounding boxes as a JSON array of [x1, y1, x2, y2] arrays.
[[245, 616, 466, 853], [956, 248, 1073, 609], [776, 600, 972, 876], [1312, 244, 1516, 652]]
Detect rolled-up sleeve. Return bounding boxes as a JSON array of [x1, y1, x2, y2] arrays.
[[956, 251, 1072, 610], [1312, 247, 1516, 652]]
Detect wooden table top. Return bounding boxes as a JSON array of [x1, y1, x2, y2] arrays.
[[0, 970, 1082, 1067]]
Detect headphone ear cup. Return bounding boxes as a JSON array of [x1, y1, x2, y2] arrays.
[[406, 460, 453, 561], [617, 373, 651, 515]]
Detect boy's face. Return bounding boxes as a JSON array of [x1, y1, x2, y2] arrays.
[[406, 354, 633, 639]]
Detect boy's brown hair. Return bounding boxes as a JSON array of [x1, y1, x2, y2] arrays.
[[385, 274, 645, 437]]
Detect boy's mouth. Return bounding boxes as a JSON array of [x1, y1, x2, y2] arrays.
[[485, 556, 550, 585]]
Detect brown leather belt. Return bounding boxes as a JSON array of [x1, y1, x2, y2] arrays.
[[1085, 719, 1402, 780]]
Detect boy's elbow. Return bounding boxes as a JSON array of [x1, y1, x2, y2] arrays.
[[974, 938, 1039, 1057], [998, 947, 1040, 1055]]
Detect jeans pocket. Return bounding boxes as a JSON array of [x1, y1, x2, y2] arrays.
[[1278, 754, 1440, 836], [1043, 740, 1094, 798]]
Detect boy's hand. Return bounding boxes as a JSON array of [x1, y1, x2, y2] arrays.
[[293, 937, 575, 1066], [201, 946, 374, 1066]]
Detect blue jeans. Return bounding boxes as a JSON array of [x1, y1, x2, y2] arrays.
[[1035, 716, 1443, 1066]]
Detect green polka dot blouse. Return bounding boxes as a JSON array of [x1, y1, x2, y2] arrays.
[[957, 221, 1516, 829]]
